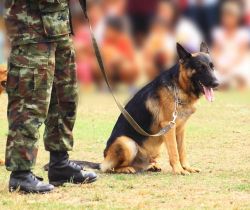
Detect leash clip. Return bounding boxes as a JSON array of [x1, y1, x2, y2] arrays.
[[170, 111, 178, 125]]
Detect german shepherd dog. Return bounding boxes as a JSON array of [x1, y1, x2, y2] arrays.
[[100, 43, 219, 175], [44, 42, 219, 174]]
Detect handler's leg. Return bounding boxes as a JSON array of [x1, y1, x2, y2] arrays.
[[5, 43, 55, 193], [44, 39, 97, 186]]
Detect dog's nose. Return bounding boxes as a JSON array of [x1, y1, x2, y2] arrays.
[[210, 80, 220, 88]]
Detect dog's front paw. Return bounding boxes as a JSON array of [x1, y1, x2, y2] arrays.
[[182, 166, 201, 173], [172, 164, 190, 175]]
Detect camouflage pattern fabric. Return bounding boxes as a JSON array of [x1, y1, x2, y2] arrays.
[[4, 0, 72, 46], [5, 39, 78, 171], [4, 0, 77, 171]]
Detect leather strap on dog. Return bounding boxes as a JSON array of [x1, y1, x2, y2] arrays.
[[79, 0, 178, 137]]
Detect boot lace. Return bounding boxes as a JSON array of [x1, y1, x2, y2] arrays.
[[30, 172, 44, 181]]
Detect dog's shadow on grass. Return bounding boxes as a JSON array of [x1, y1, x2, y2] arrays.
[[43, 160, 184, 178]]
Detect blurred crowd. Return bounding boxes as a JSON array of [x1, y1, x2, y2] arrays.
[[0, 0, 250, 90]]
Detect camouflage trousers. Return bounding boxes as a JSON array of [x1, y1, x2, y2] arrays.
[[5, 38, 78, 171]]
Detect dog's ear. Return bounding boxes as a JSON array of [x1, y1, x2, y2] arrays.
[[176, 43, 192, 63], [200, 42, 209, 54]]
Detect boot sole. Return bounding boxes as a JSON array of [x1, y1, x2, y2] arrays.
[[9, 186, 54, 194], [50, 177, 97, 187]]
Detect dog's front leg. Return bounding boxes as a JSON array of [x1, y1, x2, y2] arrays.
[[176, 125, 201, 173], [161, 122, 189, 175]]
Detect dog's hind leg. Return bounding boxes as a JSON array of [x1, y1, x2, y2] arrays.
[[100, 136, 138, 173]]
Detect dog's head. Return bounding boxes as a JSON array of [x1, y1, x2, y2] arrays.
[[177, 42, 219, 102], [0, 64, 7, 95]]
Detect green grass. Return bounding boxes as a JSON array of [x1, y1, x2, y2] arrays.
[[0, 90, 250, 210]]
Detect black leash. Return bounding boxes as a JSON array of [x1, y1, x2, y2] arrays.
[[79, 0, 178, 137]]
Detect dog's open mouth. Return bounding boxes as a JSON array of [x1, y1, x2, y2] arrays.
[[199, 82, 214, 102]]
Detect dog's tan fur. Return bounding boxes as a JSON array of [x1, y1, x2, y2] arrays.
[[101, 61, 203, 175]]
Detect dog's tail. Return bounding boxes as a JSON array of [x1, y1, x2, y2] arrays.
[[100, 158, 117, 172], [43, 160, 100, 171]]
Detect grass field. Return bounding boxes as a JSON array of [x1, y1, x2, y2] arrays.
[[0, 90, 250, 210]]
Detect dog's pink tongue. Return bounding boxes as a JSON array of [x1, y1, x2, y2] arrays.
[[203, 86, 214, 102]]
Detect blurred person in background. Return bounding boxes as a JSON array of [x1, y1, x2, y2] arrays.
[[184, 0, 220, 43], [72, 0, 135, 88], [104, 0, 127, 18], [87, 0, 105, 43], [127, 0, 159, 47], [101, 0, 136, 87], [103, 0, 131, 35], [212, 0, 250, 90], [89, 0, 129, 44], [73, 20, 97, 88], [71, 0, 102, 88], [101, 17, 139, 87], [142, 19, 176, 79], [143, 0, 203, 80]]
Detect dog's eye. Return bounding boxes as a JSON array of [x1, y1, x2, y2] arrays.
[[200, 64, 206, 69]]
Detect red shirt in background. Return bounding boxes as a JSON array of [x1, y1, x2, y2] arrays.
[[103, 36, 135, 60]]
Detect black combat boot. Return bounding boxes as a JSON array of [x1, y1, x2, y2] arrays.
[[9, 171, 54, 193], [48, 151, 97, 186]]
